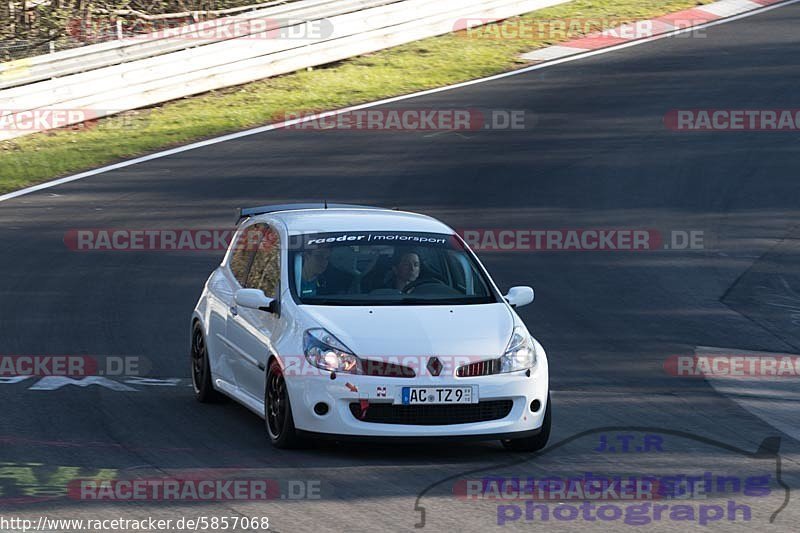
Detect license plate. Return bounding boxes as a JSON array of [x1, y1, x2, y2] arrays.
[[400, 386, 476, 405]]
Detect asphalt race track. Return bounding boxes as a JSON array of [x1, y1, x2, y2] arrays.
[[1, 3, 799, 532]]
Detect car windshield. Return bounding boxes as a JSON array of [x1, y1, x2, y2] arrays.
[[288, 231, 498, 305]]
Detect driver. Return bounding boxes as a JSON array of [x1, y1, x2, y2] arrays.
[[389, 251, 420, 291]]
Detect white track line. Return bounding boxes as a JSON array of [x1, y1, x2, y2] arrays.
[[1, 0, 798, 204]]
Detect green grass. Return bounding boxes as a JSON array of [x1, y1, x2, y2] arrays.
[[0, 0, 712, 193]]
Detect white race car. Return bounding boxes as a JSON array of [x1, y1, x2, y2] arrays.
[[191, 204, 550, 450]]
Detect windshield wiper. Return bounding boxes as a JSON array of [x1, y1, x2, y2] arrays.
[[397, 297, 493, 305], [301, 298, 390, 306], [300, 297, 494, 306]]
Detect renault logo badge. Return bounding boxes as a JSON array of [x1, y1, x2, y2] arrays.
[[427, 357, 443, 377]]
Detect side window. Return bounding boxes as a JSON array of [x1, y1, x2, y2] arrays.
[[229, 223, 268, 286], [246, 226, 281, 298]]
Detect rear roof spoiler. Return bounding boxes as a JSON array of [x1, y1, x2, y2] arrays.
[[236, 203, 387, 224]]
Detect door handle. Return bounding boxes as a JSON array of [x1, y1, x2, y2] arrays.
[[230, 306, 238, 316]]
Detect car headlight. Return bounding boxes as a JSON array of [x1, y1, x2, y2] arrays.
[[304, 328, 361, 374], [500, 326, 537, 373]]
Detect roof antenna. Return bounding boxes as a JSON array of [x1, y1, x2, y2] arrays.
[[324, 199, 328, 209]]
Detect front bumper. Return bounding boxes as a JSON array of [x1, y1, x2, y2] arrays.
[[296, 427, 544, 443], [284, 342, 549, 439]]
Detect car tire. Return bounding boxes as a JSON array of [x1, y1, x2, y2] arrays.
[[191, 322, 224, 403], [501, 392, 551, 452], [265, 359, 303, 449]]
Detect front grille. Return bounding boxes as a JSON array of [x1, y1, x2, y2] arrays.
[[350, 400, 513, 425], [456, 358, 501, 377], [360, 359, 415, 378]]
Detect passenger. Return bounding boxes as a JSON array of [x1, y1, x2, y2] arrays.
[[300, 248, 332, 297], [388, 251, 420, 291]]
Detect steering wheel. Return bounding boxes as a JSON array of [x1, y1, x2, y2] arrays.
[[401, 278, 444, 294]]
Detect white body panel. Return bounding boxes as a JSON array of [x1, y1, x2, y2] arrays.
[[192, 207, 549, 438]]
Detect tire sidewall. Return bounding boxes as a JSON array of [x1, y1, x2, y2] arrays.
[[265, 360, 299, 447], [191, 323, 212, 399]]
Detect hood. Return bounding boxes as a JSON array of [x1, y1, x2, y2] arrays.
[[299, 303, 515, 357]]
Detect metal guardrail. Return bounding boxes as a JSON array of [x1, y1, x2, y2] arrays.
[[0, 0, 395, 89], [0, 0, 570, 141]]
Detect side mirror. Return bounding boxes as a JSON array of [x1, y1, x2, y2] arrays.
[[504, 286, 534, 308], [235, 288, 277, 313]]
